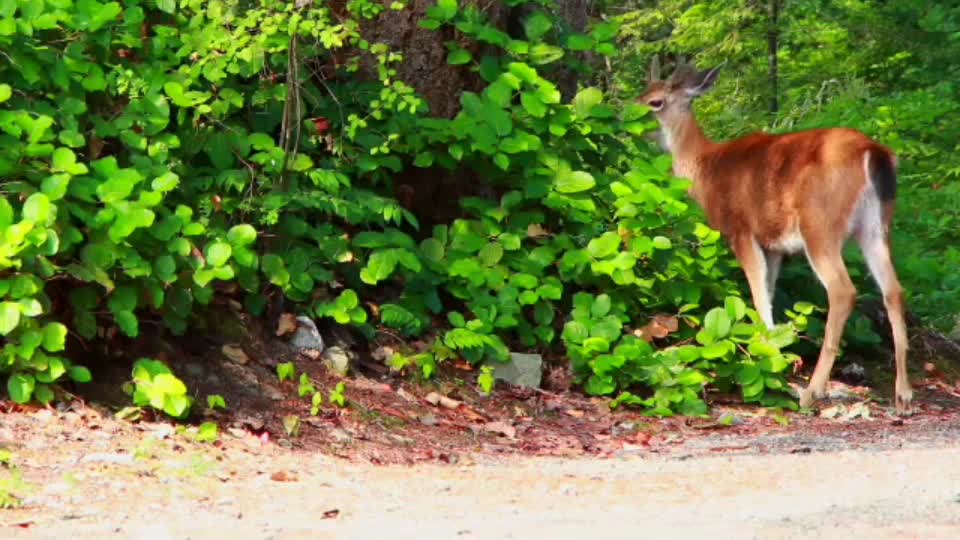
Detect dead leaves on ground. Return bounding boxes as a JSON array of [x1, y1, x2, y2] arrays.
[[276, 313, 298, 337], [633, 314, 679, 342]]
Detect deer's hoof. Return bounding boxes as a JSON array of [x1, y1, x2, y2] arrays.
[[894, 385, 914, 417]]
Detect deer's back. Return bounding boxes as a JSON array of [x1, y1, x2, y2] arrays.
[[695, 127, 891, 250]]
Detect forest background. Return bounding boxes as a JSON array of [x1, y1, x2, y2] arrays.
[[0, 0, 957, 418]]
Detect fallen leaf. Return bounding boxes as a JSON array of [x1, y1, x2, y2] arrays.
[[923, 362, 945, 380], [526, 223, 549, 238], [819, 405, 841, 419], [270, 470, 298, 482], [221, 344, 250, 365], [425, 392, 461, 410], [282, 415, 301, 437], [633, 314, 679, 342], [459, 406, 488, 422], [276, 313, 298, 337], [312, 117, 331, 134], [372, 346, 395, 362], [396, 388, 417, 403], [842, 402, 871, 421], [483, 421, 517, 439]]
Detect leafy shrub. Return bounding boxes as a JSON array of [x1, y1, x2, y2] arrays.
[[0, 0, 806, 416]]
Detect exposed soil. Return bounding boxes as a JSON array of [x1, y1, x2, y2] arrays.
[[3, 306, 960, 538]]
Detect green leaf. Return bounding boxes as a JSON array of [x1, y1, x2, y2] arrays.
[[7, 373, 35, 404], [205, 241, 232, 267], [429, 0, 458, 21], [0, 83, 10, 103], [478, 242, 504, 266], [154, 255, 177, 283], [156, 0, 176, 14], [51, 147, 87, 175], [69, 365, 92, 383], [447, 48, 472, 65], [115, 310, 139, 337], [572, 87, 603, 118], [652, 236, 672, 250], [448, 312, 466, 327], [704, 307, 732, 339], [524, 12, 552, 41], [701, 341, 731, 359], [735, 363, 762, 385], [360, 250, 399, 285], [277, 361, 296, 382], [521, 92, 547, 118], [41, 322, 67, 352], [227, 224, 257, 246], [0, 302, 21, 335], [420, 238, 445, 262], [555, 170, 595, 193], [151, 172, 179, 192], [22, 193, 52, 223], [586, 232, 621, 259], [725, 296, 747, 321], [591, 294, 612, 317], [34, 383, 54, 405], [584, 374, 615, 395]]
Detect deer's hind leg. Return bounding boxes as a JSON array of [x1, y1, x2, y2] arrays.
[[799, 239, 857, 408], [856, 203, 913, 415], [731, 235, 776, 329]]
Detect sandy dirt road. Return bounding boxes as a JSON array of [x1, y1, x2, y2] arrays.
[[6, 439, 960, 540]]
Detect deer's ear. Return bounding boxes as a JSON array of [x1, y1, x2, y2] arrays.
[[685, 64, 723, 97], [648, 55, 661, 83]]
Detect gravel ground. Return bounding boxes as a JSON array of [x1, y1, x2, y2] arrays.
[[5, 420, 960, 540]]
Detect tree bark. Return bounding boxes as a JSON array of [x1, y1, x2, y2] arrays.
[[767, 0, 780, 114]]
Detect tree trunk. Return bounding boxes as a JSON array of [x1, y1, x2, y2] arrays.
[[767, 0, 780, 114], [359, 0, 511, 119], [555, 0, 595, 100]]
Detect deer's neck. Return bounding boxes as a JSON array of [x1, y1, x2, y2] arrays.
[[662, 112, 714, 204]]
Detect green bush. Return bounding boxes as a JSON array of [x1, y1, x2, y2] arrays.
[[0, 0, 803, 417]]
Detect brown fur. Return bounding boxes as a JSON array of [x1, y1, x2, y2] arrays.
[[641, 62, 913, 414]]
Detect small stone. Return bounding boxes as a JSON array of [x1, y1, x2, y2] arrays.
[[262, 385, 285, 401], [425, 392, 460, 409], [301, 349, 322, 360], [148, 424, 175, 440], [80, 452, 135, 465], [419, 413, 438, 426], [329, 428, 352, 443], [321, 346, 351, 377], [221, 344, 250, 365], [840, 362, 866, 381], [270, 470, 298, 482], [388, 434, 414, 445], [290, 316, 324, 352], [183, 363, 205, 377], [493, 352, 543, 389], [372, 346, 395, 362]]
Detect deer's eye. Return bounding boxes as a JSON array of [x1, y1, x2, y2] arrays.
[[647, 99, 664, 110]]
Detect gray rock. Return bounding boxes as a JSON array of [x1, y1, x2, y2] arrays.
[[493, 352, 543, 388], [289, 316, 324, 352], [321, 346, 352, 376], [80, 453, 135, 465]]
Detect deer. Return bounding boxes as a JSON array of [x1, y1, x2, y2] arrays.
[[640, 58, 913, 414]]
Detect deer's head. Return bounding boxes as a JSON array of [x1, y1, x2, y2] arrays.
[[641, 57, 722, 122]]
